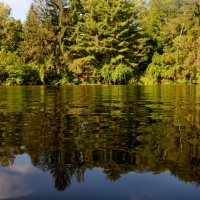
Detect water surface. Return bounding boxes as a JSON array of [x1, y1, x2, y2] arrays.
[[0, 85, 200, 199]]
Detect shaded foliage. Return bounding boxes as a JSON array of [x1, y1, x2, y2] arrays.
[[2, 0, 200, 84]]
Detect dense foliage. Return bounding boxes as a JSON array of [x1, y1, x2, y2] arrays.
[[1, 0, 200, 85]]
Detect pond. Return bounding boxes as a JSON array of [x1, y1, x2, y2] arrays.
[[0, 85, 200, 200]]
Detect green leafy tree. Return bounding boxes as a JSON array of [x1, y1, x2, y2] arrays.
[[143, 0, 200, 84], [0, 2, 11, 50], [0, 1, 11, 30], [22, 2, 55, 84], [69, 0, 142, 84], [44, 0, 69, 75], [1, 18, 23, 53]]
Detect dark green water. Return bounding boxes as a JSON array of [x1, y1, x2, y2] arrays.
[[0, 85, 200, 199]]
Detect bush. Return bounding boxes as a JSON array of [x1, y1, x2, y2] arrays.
[[0, 52, 40, 85]]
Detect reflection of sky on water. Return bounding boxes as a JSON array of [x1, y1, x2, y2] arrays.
[[0, 155, 34, 199], [0, 173, 32, 199], [9, 155, 35, 174], [0, 155, 200, 199], [66, 168, 200, 200]]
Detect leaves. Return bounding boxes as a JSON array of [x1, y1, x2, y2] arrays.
[[1, 0, 200, 85]]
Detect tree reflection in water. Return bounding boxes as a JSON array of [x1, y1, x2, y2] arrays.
[[50, 164, 71, 191], [0, 85, 200, 191]]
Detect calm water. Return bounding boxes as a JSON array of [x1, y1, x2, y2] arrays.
[[0, 85, 200, 199]]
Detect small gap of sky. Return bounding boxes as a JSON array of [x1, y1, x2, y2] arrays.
[[2, 0, 32, 22]]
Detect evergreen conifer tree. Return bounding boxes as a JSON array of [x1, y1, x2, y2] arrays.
[[45, 0, 69, 74], [69, 0, 142, 84], [22, 2, 55, 84]]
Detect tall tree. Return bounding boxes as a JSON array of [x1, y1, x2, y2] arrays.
[[0, 1, 11, 26], [144, 0, 200, 84], [1, 18, 23, 53], [69, 0, 142, 84], [0, 2, 11, 50], [45, 0, 69, 75], [22, 2, 55, 84]]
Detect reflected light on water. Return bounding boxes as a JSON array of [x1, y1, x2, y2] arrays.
[[0, 155, 35, 199], [0, 173, 33, 199]]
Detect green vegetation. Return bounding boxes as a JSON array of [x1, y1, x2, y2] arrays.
[[1, 0, 200, 85]]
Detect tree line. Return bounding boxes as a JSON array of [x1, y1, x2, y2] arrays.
[[1, 0, 200, 85]]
